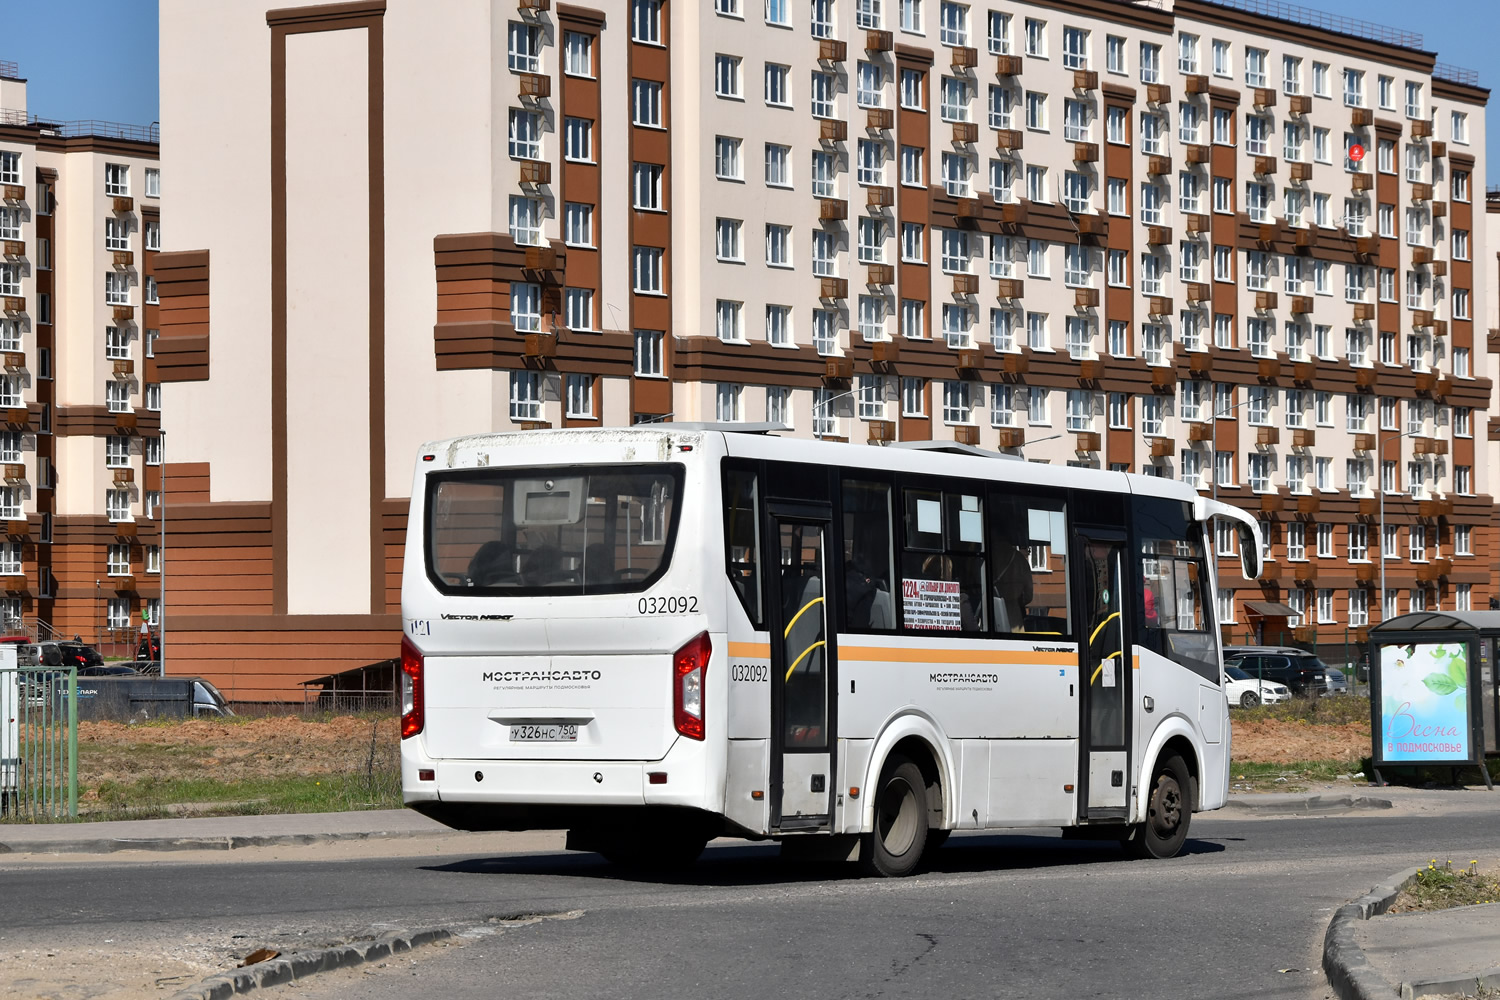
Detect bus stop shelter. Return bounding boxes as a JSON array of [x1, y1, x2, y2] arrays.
[[1367, 611, 1500, 788]]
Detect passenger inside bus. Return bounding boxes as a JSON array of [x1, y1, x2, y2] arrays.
[[465, 540, 516, 587], [990, 524, 1034, 634]]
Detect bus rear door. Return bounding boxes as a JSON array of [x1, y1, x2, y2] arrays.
[[1075, 530, 1131, 820]]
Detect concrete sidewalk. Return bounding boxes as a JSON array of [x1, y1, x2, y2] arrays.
[[1353, 902, 1500, 999]]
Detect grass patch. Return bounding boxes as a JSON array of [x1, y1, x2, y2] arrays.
[[83, 771, 402, 821], [1235, 695, 1370, 726], [1391, 860, 1500, 913], [1228, 759, 1365, 793]]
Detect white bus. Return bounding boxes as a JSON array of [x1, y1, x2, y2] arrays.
[[400, 426, 1261, 876]]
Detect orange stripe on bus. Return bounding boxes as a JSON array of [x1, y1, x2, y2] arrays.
[[838, 646, 1077, 666], [728, 642, 772, 659]]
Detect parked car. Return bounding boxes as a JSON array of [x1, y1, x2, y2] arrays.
[[136, 634, 162, 662], [0, 635, 40, 666], [1224, 664, 1292, 707], [1222, 646, 1331, 696], [72, 676, 232, 721], [77, 664, 145, 678], [37, 641, 106, 669], [1324, 667, 1350, 695]]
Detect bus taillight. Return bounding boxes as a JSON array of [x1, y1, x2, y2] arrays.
[[673, 631, 710, 741], [400, 636, 425, 739]]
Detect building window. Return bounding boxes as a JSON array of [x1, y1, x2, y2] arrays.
[[106, 488, 131, 522], [510, 281, 541, 333], [508, 21, 541, 72], [633, 247, 663, 293], [564, 288, 593, 332], [858, 296, 885, 341], [508, 109, 542, 159], [632, 80, 662, 126], [632, 0, 662, 43], [856, 61, 883, 108], [509, 371, 542, 422], [902, 377, 926, 417], [105, 435, 131, 469], [715, 218, 742, 262], [634, 330, 664, 377], [105, 381, 130, 413], [764, 62, 791, 107], [716, 299, 744, 342], [105, 163, 129, 196], [107, 543, 131, 577], [104, 272, 130, 306], [942, 381, 973, 425], [563, 202, 594, 247], [563, 117, 593, 162], [144, 433, 162, 465], [564, 31, 594, 77]]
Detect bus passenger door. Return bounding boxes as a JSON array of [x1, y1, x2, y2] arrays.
[[1075, 532, 1130, 819], [766, 505, 836, 832]]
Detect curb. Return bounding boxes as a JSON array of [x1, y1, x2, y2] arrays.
[[1224, 794, 1393, 815], [167, 928, 454, 1000], [1322, 866, 1423, 1000], [1399, 964, 1500, 1000], [0, 828, 447, 856]]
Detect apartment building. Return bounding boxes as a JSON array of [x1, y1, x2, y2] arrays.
[[0, 61, 163, 647], [158, 0, 1490, 699]]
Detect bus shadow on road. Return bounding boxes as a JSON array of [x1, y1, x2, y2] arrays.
[[422, 833, 1225, 886]]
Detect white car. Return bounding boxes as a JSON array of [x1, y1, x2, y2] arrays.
[[1224, 664, 1291, 708]]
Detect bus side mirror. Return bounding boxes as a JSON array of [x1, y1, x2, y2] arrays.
[[1237, 523, 1261, 582]]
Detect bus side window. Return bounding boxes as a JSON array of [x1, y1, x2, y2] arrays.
[[991, 495, 1071, 636], [723, 467, 763, 627], [899, 487, 987, 633], [841, 479, 896, 631]]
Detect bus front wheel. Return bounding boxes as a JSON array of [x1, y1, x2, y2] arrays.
[[859, 755, 929, 877], [1123, 753, 1191, 860]]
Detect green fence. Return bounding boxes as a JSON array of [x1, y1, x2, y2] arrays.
[[0, 666, 78, 820], [1231, 629, 1371, 685]]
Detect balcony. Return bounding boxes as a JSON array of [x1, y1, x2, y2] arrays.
[[1253, 156, 1277, 176], [1074, 288, 1100, 309], [1291, 428, 1316, 448], [3, 520, 26, 538], [866, 108, 894, 131], [519, 160, 551, 185], [1410, 118, 1432, 139], [866, 264, 895, 286], [523, 244, 557, 270], [820, 119, 848, 142], [819, 277, 848, 300], [1257, 357, 1282, 379], [1075, 432, 1102, 453], [1432, 141, 1447, 158], [0, 464, 22, 482], [3, 408, 26, 428], [112, 358, 134, 377], [112, 576, 137, 593], [1146, 225, 1171, 245], [865, 29, 893, 52], [1256, 426, 1280, 445], [112, 520, 138, 538], [1001, 353, 1028, 375], [1147, 296, 1172, 316], [1356, 563, 1376, 584], [518, 0, 549, 8], [1289, 296, 1312, 315], [819, 38, 847, 62], [1416, 559, 1453, 583], [1358, 497, 1379, 517], [1352, 302, 1375, 321], [952, 273, 979, 296], [1185, 213, 1210, 234], [1256, 222, 1281, 246], [871, 340, 899, 364], [1259, 493, 1284, 513], [1255, 291, 1278, 311], [1354, 368, 1378, 389], [995, 278, 1024, 299], [1078, 358, 1105, 380], [1410, 246, 1432, 264], [1414, 371, 1437, 393], [1149, 437, 1174, 458], [996, 54, 1023, 76], [1146, 83, 1171, 104], [819, 198, 848, 221], [953, 425, 980, 446], [956, 349, 984, 371], [1350, 108, 1373, 127], [0, 185, 22, 202], [824, 357, 854, 381], [1289, 162, 1312, 182], [1, 297, 22, 315], [951, 46, 978, 70], [1187, 352, 1212, 375], [1294, 227, 1317, 251], [1185, 283, 1210, 303], [1410, 182, 1433, 202], [1147, 156, 1171, 176], [112, 196, 134, 213], [1072, 70, 1098, 91], [1412, 435, 1446, 455], [1, 240, 22, 258], [1150, 367, 1175, 390], [1, 352, 22, 371], [0, 576, 26, 594], [1076, 213, 1107, 236], [995, 129, 1023, 151], [1185, 144, 1209, 165], [111, 250, 134, 269], [866, 185, 895, 209], [997, 427, 1025, 448], [1252, 88, 1276, 109], [1411, 310, 1434, 329], [1185, 74, 1209, 95], [1351, 173, 1373, 192], [1431, 318, 1448, 337], [1187, 422, 1213, 442], [518, 72, 550, 99], [1288, 94, 1311, 115], [112, 467, 135, 485], [112, 304, 134, 322], [1353, 433, 1376, 452], [1418, 497, 1454, 518], [1292, 558, 1318, 579], [952, 122, 979, 144], [1072, 142, 1099, 163], [1432, 202, 1447, 219], [522, 333, 556, 359]]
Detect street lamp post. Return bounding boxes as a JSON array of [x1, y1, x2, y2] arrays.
[[813, 388, 860, 440], [1210, 396, 1253, 503], [1378, 428, 1425, 623]]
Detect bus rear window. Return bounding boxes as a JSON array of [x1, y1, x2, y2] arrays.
[[425, 465, 684, 595]]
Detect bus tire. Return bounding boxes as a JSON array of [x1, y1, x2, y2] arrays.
[[1123, 753, 1192, 860], [859, 755, 929, 878], [1239, 691, 1259, 709]]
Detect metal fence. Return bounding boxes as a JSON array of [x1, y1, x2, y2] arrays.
[[0, 667, 77, 821], [1231, 629, 1371, 683]]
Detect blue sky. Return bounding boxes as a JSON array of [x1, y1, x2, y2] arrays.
[[1, 0, 1495, 178]]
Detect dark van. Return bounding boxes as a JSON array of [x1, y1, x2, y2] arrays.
[[73, 676, 232, 721]]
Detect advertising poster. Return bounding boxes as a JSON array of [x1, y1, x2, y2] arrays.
[[1379, 642, 1473, 762], [902, 579, 961, 631]]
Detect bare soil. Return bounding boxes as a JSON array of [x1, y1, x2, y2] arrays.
[[1230, 718, 1371, 764]]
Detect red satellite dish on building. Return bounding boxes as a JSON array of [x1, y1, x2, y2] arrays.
[[1348, 143, 1366, 162]]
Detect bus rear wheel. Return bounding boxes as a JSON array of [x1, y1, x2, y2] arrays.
[[1124, 754, 1191, 860], [859, 755, 928, 878]]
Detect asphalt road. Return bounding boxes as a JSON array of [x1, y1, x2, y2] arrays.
[[5, 799, 1500, 1000]]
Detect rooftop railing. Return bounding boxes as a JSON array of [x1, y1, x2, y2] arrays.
[[0, 60, 18, 80], [1196, 0, 1423, 50], [1433, 63, 1481, 87], [0, 108, 158, 144]]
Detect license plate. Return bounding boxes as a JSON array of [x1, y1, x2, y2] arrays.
[[509, 724, 578, 742]]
